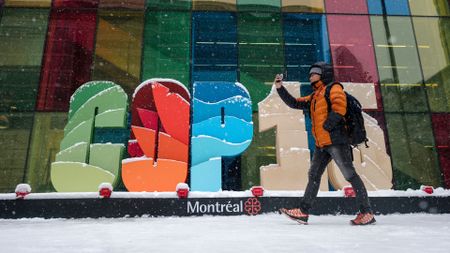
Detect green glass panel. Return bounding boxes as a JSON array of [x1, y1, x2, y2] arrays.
[[25, 113, 66, 192], [408, 0, 450, 17], [238, 0, 280, 12], [413, 17, 450, 112], [92, 9, 145, 96], [192, 0, 237, 11], [238, 11, 284, 111], [0, 8, 49, 112], [142, 11, 190, 86], [371, 16, 428, 113], [99, 0, 145, 9], [282, 0, 324, 13], [385, 113, 442, 189], [0, 113, 33, 192], [146, 0, 191, 10], [241, 113, 276, 189]]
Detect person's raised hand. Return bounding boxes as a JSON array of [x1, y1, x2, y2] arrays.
[[274, 74, 283, 88]]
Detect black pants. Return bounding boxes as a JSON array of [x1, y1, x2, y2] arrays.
[[300, 144, 372, 213]]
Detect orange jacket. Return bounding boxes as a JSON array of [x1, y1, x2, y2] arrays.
[[297, 81, 347, 147]]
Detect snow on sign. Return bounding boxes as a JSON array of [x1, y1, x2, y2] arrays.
[[50, 79, 392, 193]]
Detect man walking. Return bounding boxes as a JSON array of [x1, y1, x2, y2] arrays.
[[275, 62, 375, 225]]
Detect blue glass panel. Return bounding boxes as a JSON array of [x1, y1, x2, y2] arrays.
[[192, 12, 238, 83], [283, 14, 330, 83], [367, 0, 410, 15]]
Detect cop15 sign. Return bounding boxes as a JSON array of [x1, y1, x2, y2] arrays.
[[51, 79, 393, 193]]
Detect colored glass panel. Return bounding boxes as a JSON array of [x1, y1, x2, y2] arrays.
[[99, 0, 145, 9], [238, 11, 284, 111], [193, 0, 237, 11], [409, 0, 450, 17], [25, 113, 66, 192], [142, 11, 190, 86], [37, 3, 98, 112], [0, 113, 33, 192], [283, 13, 330, 82], [327, 15, 379, 83], [432, 113, 450, 188], [53, 0, 99, 8], [325, 0, 368, 14], [4, 0, 51, 7], [282, 0, 324, 13], [237, 0, 280, 12], [385, 113, 442, 189], [413, 17, 450, 112], [371, 16, 428, 113], [146, 0, 191, 10], [92, 9, 144, 96], [192, 12, 237, 83], [0, 8, 49, 112], [241, 113, 276, 189], [367, 0, 410, 15]]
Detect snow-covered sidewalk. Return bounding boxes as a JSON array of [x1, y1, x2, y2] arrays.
[[1, 213, 449, 253]]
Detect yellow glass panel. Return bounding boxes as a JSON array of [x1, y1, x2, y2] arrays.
[[282, 0, 324, 13], [193, 0, 237, 11], [408, 0, 450, 16], [4, 0, 51, 7], [92, 10, 144, 96]]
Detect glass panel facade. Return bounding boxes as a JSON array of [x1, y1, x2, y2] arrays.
[[36, 3, 98, 112], [0, 113, 33, 192], [367, 0, 410, 15], [431, 113, 450, 188], [193, 0, 237, 11], [325, 0, 368, 14], [4, 0, 51, 7], [25, 113, 66, 192], [408, 0, 450, 17], [192, 12, 237, 82], [238, 0, 280, 12], [0, 8, 49, 112], [283, 13, 330, 82], [98, 0, 145, 9], [92, 9, 145, 96], [386, 113, 442, 189], [141, 10, 191, 86], [0, 2, 449, 192], [371, 16, 427, 112], [327, 15, 379, 84], [146, 0, 191, 10], [413, 17, 450, 112], [238, 11, 284, 111], [281, 0, 324, 13]]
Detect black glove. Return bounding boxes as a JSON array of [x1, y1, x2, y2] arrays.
[[323, 111, 343, 132]]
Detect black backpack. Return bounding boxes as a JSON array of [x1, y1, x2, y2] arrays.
[[324, 83, 369, 148]]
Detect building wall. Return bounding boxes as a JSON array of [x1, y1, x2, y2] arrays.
[[0, 0, 449, 192]]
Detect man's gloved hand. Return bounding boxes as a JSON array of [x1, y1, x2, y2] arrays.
[[323, 111, 344, 132]]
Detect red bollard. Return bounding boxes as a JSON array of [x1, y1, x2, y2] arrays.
[[251, 186, 264, 198]]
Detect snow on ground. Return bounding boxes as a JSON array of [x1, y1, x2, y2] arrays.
[[1, 213, 449, 253]]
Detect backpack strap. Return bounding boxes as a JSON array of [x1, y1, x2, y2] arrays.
[[324, 82, 344, 112]]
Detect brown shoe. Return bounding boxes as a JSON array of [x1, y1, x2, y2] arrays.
[[279, 208, 309, 224], [351, 212, 376, 225]]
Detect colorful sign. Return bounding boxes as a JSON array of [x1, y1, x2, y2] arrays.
[[51, 79, 392, 192]]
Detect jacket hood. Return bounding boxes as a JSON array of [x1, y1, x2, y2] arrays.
[[309, 62, 334, 85]]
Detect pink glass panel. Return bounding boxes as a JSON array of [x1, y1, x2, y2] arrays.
[[327, 14, 382, 110], [53, 0, 99, 8], [37, 3, 98, 111], [432, 113, 450, 188], [325, 0, 368, 14]]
